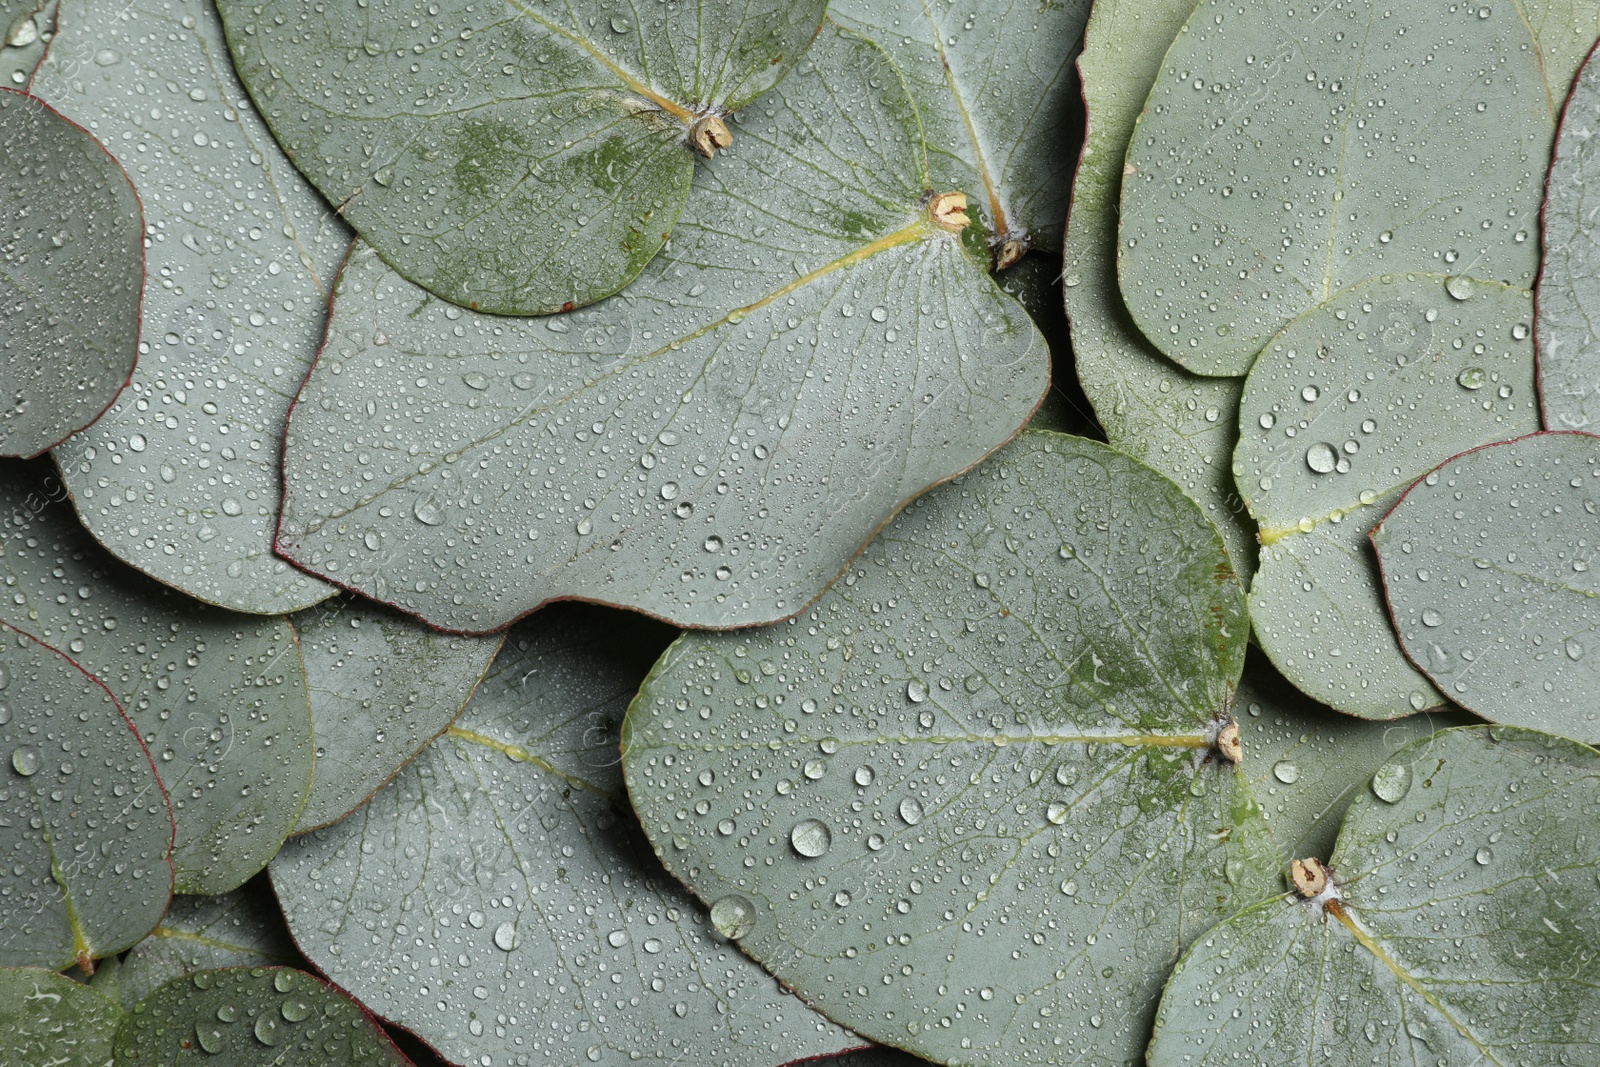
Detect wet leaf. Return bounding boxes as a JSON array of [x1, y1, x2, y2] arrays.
[[0, 0, 50, 88], [1148, 725, 1600, 1067], [1118, 0, 1549, 377], [0, 623, 170, 969], [622, 431, 1279, 1067], [276, 26, 1047, 632], [830, 0, 1091, 266], [0, 966, 123, 1067], [1373, 431, 1600, 740], [0, 88, 141, 459], [290, 596, 502, 831], [271, 603, 855, 1067], [114, 966, 412, 1065], [28, 0, 345, 614], [1237, 275, 1539, 717], [217, 0, 827, 316], [0, 460, 313, 893]]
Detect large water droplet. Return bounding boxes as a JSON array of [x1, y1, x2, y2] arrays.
[[1272, 761, 1300, 784], [1305, 443, 1338, 474], [906, 679, 928, 703], [1565, 638, 1585, 661], [1371, 762, 1410, 804], [1045, 801, 1070, 824], [898, 797, 924, 825], [853, 765, 875, 787], [253, 1014, 282, 1047], [11, 745, 41, 777], [1421, 608, 1444, 627], [494, 922, 517, 951], [1445, 276, 1476, 301], [1457, 367, 1486, 390], [196, 1026, 225, 1054], [280, 997, 313, 1023], [413, 497, 443, 526], [709, 895, 757, 939], [790, 818, 832, 858]]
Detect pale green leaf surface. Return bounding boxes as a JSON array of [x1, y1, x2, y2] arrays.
[[0, 623, 170, 968], [1118, 0, 1549, 376], [622, 431, 1279, 1067], [218, 0, 827, 316], [0, 966, 123, 1067], [1373, 432, 1600, 740], [1148, 725, 1600, 1067], [114, 966, 412, 1065], [290, 596, 502, 831], [1238, 275, 1540, 716], [28, 0, 345, 614], [271, 603, 855, 1067], [0, 88, 141, 459], [0, 1, 50, 89], [277, 26, 1047, 632], [0, 460, 313, 893], [829, 0, 1091, 262]]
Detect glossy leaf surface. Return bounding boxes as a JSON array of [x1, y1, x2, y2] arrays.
[[0, 966, 123, 1067], [623, 431, 1279, 1067], [1237, 275, 1540, 717], [219, 0, 826, 316], [277, 26, 1047, 632], [0, 88, 141, 459], [29, 0, 344, 614], [272, 604, 854, 1067], [1373, 432, 1600, 740], [0, 460, 313, 893]]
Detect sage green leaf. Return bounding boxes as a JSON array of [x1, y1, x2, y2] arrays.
[[1372, 432, 1600, 740], [0, 622, 171, 969], [1064, 0, 1257, 580], [217, 0, 827, 317], [994, 252, 1098, 438], [0, 1, 49, 89], [622, 431, 1279, 1067], [1, 88, 141, 459], [1118, 0, 1549, 377], [829, 0, 1090, 266], [277, 25, 1047, 633], [271, 603, 856, 1067], [0, 966, 123, 1067], [1237, 275, 1540, 717], [28, 0, 345, 614], [114, 966, 412, 1065], [1148, 725, 1600, 1067], [290, 596, 502, 831], [1, 460, 313, 894]]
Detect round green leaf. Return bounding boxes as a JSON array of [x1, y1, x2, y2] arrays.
[[276, 25, 1047, 633], [1118, 0, 1549, 377], [1237, 274, 1540, 717], [1372, 431, 1600, 740], [1148, 725, 1600, 1067], [622, 431, 1280, 1067], [1, 88, 141, 459], [218, 0, 827, 317], [27, 0, 344, 614], [290, 596, 502, 832], [114, 966, 412, 1066], [830, 0, 1090, 265], [1, 460, 313, 894], [0, 966, 123, 1067], [0, 623, 170, 969], [271, 603, 855, 1067]]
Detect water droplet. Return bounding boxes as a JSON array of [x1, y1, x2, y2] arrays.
[[709, 895, 757, 939], [1457, 367, 1486, 390], [494, 922, 517, 950], [1371, 762, 1410, 803], [660, 482, 679, 500], [1272, 761, 1300, 784], [703, 535, 722, 553], [196, 1026, 225, 1054], [898, 797, 924, 825], [1421, 608, 1444, 627], [0, 702, 9, 726], [1301, 385, 1320, 403], [870, 307, 888, 323], [853, 765, 875, 787], [253, 1015, 282, 1047], [607, 930, 628, 948], [833, 890, 852, 907], [1565, 638, 1585, 661], [1045, 801, 1070, 824], [1474, 847, 1493, 865], [413, 497, 443, 525], [906, 679, 928, 703], [790, 818, 832, 858], [1259, 412, 1276, 429], [11, 745, 40, 777], [1305, 443, 1338, 474], [1060, 879, 1078, 896], [1445, 276, 1476, 301], [280, 998, 313, 1023]]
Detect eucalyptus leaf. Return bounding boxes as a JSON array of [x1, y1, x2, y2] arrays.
[[1063, 0, 1258, 580], [28, 0, 345, 614], [829, 0, 1090, 266], [0, 966, 123, 1067], [0, 0, 49, 89], [1372, 431, 1600, 740], [290, 596, 502, 831], [218, 0, 827, 316], [271, 603, 856, 1067], [0, 622, 170, 970], [1, 87, 141, 459], [1, 460, 313, 894], [1237, 274, 1539, 717], [276, 25, 1047, 633], [622, 431, 1279, 1067], [1147, 725, 1600, 1067], [114, 966, 412, 1065], [1118, 0, 1549, 377]]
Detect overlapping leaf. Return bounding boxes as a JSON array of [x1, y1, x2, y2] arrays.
[[1, 88, 141, 459], [1148, 726, 1600, 1067], [276, 25, 1047, 632], [0, 460, 313, 893], [272, 603, 856, 1067], [28, 0, 345, 614], [1373, 432, 1600, 740], [219, 0, 827, 316], [623, 431, 1279, 1067], [0, 966, 123, 1067]]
